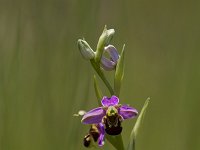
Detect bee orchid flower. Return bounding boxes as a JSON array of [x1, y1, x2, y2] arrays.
[[83, 123, 105, 147], [81, 95, 138, 136], [77, 27, 149, 150]]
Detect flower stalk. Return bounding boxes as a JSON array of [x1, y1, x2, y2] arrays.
[[77, 26, 150, 150], [90, 59, 114, 95], [93, 75, 103, 104]]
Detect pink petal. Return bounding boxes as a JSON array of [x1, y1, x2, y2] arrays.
[[119, 105, 138, 119], [101, 95, 119, 107], [81, 107, 105, 124]]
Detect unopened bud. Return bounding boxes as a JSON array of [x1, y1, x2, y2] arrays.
[[95, 26, 115, 63], [77, 39, 95, 60], [101, 57, 116, 71], [104, 45, 119, 63], [105, 29, 115, 46], [100, 45, 119, 71]]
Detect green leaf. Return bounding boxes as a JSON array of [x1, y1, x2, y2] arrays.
[[127, 98, 150, 150], [93, 75, 103, 106], [114, 44, 125, 97]]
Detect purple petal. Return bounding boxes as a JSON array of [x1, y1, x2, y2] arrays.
[[98, 133, 105, 146], [101, 56, 116, 71], [101, 95, 119, 107], [104, 45, 119, 63], [97, 123, 105, 146], [97, 123, 105, 135], [119, 105, 138, 119], [81, 107, 106, 124]]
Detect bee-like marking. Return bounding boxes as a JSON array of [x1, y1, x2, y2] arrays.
[[83, 124, 100, 147], [83, 134, 91, 147], [89, 124, 99, 142], [103, 106, 123, 135]]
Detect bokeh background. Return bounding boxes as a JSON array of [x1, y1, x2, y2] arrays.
[[0, 0, 200, 150]]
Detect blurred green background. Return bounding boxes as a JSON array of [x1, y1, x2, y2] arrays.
[[0, 0, 200, 150]]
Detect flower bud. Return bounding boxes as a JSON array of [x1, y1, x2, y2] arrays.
[[100, 45, 119, 71], [101, 57, 116, 71], [77, 39, 95, 60], [95, 26, 115, 63], [105, 29, 115, 46], [104, 45, 119, 63]]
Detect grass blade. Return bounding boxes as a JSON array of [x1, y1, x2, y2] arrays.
[[127, 98, 150, 150]]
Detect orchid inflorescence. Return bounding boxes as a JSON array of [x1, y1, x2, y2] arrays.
[[77, 26, 150, 150]]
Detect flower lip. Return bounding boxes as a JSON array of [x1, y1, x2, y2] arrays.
[[83, 134, 91, 147], [83, 123, 105, 147]]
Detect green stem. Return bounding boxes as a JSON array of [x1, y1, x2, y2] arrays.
[[115, 134, 125, 150], [93, 75, 103, 106], [90, 60, 124, 150], [106, 134, 124, 150], [90, 59, 114, 95]]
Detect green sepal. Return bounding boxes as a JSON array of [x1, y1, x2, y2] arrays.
[[95, 25, 115, 63], [114, 44, 125, 97], [127, 98, 150, 150]]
